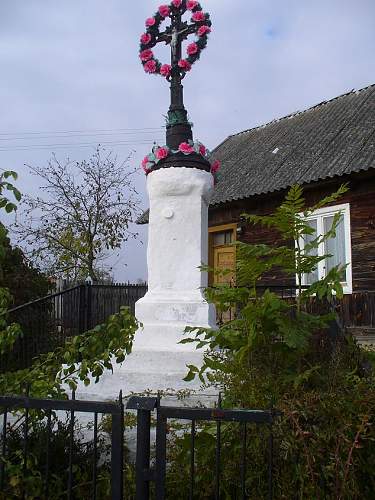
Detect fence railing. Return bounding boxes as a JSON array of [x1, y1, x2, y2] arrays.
[[1, 283, 148, 373], [0, 391, 124, 500], [127, 395, 280, 500], [217, 284, 375, 329], [0, 392, 279, 499]]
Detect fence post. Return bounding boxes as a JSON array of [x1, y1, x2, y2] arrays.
[[155, 403, 167, 500], [78, 285, 86, 334], [126, 396, 158, 500], [86, 283, 92, 331], [111, 392, 124, 500]]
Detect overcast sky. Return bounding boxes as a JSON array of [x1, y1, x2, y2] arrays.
[[1, 0, 374, 282]]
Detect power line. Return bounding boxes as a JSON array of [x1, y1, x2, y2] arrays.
[[0, 130, 165, 142], [0, 127, 165, 137], [0, 138, 165, 153]]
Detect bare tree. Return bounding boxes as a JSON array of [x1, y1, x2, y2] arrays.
[[15, 147, 140, 282]]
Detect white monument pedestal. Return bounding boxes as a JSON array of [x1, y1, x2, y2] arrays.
[[76, 166, 216, 400], [130, 166, 216, 393]]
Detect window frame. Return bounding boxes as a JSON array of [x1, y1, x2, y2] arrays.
[[298, 203, 353, 294]]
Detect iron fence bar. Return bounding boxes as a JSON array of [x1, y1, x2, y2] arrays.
[[158, 406, 275, 424], [0, 394, 126, 499], [241, 422, 247, 500], [136, 408, 152, 500], [7, 285, 82, 313], [92, 412, 98, 500], [155, 407, 167, 500], [268, 421, 274, 500], [0, 408, 7, 491], [111, 391, 124, 500], [45, 409, 52, 500], [86, 283, 92, 331], [68, 391, 75, 500], [189, 419, 195, 500], [0, 395, 122, 414], [79, 284, 86, 334], [215, 393, 222, 500], [22, 394, 30, 500]]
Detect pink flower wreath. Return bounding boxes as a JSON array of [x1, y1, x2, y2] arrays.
[[139, 1, 212, 79], [141, 140, 221, 178]]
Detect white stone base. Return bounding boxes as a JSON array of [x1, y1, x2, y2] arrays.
[[75, 324, 208, 401], [75, 166, 217, 401]]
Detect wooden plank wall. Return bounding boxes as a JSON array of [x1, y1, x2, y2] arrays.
[[208, 171, 375, 292]]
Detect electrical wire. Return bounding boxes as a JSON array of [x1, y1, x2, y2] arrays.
[[0, 138, 165, 153], [0, 127, 164, 137], [0, 130, 165, 142]]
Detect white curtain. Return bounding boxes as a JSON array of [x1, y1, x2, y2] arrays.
[[304, 218, 319, 284], [324, 215, 346, 280]]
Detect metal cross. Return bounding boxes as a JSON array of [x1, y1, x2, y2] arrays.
[[156, 12, 196, 68], [154, 10, 197, 148]]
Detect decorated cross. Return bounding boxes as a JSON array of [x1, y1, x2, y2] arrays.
[[139, 1, 219, 174]]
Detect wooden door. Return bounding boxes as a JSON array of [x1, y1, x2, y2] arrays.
[[213, 245, 236, 285]]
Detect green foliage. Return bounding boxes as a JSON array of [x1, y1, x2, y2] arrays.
[[0, 171, 21, 214], [174, 184, 375, 498], [0, 287, 22, 356], [0, 417, 113, 499], [183, 184, 349, 385], [0, 172, 23, 357], [0, 169, 140, 497], [0, 222, 51, 307], [0, 306, 139, 397], [165, 366, 375, 499]]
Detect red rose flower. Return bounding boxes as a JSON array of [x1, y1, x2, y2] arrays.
[[187, 0, 199, 10], [160, 64, 172, 77], [178, 59, 192, 72], [199, 144, 206, 156], [141, 157, 152, 174], [145, 17, 156, 27], [179, 142, 195, 154], [155, 146, 169, 160], [140, 33, 152, 45], [140, 49, 153, 62], [192, 11, 205, 22], [187, 42, 199, 56], [144, 59, 157, 73], [172, 0, 182, 6], [158, 5, 170, 17], [197, 25, 211, 37], [210, 160, 221, 173]]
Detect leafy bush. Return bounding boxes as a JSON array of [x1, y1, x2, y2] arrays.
[[171, 185, 375, 499]]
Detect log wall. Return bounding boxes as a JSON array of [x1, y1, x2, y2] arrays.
[[209, 170, 375, 293]]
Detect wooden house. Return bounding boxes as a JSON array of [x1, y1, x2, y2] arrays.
[[138, 84, 375, 342]]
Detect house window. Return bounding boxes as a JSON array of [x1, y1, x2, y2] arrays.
[[299, 203, 352, 294]]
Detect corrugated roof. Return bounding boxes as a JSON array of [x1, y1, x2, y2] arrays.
[[137, 84, 375, 223]]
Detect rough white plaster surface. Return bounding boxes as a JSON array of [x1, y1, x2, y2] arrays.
[[76, 167, 216, 401]]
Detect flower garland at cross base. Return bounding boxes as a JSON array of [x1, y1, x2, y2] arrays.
[[139, 1, 212, 78], [141, 140, 220, 179]]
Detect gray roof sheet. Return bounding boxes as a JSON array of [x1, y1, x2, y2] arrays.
[[137, 84, 375, 223]]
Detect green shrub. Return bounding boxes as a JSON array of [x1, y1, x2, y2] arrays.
[[172, 185, 375, 499]]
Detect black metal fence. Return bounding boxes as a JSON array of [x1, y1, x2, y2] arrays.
[[127, 395, 279, 500], [0, 393, 279, 500], [1, 283, 147, 373], [0, 391, 124, 500]]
